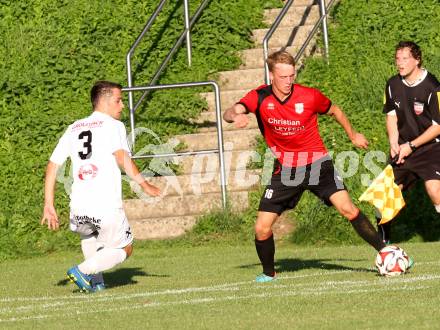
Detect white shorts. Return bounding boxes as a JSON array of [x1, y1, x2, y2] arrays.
[[69, 208, 133, 249]]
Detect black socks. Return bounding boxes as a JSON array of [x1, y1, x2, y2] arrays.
[[255, 235, 275, 276], [350, 212, 386, 251]]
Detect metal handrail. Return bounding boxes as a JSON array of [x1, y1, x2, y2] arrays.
[[122, 81, 227, 209], [295, 0, 335, 64], [126, 0, 210, 148], [263, 0, 336, 84], [263, 0, 296, 84]]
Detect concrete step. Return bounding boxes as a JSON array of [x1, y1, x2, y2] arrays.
[[124, 190, 249, 219], [192, 110, 258, 132], [143, 169, 261, 196], [174, 148, 265, 175], [283, 0, 316, 6], [263, 4, 320, 28], [200, 89, 250, 113], [174, 128, 260, 151], [239, 43, 315, 69], [252, 24, 314, 48], [217, 68, 265, 91], [130, 215, 198, 239]]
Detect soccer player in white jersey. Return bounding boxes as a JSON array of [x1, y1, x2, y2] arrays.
[[41, 81, 160, 292]]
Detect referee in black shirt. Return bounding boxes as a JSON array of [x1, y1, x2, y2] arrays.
[[380, 41, 440, 242]]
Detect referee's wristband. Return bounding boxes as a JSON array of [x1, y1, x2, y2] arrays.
[[407, 141, 417, 152]]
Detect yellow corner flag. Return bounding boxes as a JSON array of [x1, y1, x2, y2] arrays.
[[359, 165, 405, 225]]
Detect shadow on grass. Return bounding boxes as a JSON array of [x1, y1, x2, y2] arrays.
[[238, 258, 375, 274], [56, 267, 170, 288]]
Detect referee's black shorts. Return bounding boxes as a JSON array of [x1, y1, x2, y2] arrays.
[[392, 142, 440, 191], [258, 156, 346, 215]]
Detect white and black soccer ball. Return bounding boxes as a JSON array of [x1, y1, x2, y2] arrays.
[[375, 245, 410, 276]]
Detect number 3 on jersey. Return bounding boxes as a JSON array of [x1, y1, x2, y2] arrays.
[[78, 130, 92, 160]]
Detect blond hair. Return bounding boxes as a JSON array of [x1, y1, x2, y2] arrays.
[[266, 50, 295, 72]]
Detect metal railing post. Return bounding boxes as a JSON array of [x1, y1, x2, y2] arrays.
[[122, 81, 227, 209], [265, 0, 336, 70], [183, 0, 192, 66], [126, 0, 168, 149], [319, 0, 330, 63], [212, 83, 226, 208], [263, 0, 295, 84]]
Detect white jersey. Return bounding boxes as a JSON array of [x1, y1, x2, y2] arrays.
[[50, 111, 130, 210]]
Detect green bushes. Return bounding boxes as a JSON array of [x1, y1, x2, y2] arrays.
[[2, 0, 439, 258]]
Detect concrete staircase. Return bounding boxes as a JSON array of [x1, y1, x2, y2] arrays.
[[124, 0, 321, 239]]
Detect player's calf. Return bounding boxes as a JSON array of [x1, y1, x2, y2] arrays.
[[349, 210, 386, 251]]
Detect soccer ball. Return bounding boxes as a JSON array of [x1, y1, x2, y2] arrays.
[[375, 245, 410, 277]]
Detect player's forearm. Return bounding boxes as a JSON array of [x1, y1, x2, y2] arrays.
[[44, 161, 59, 206], [329, 105, 356, 141], [386, 115, 399, 146], [114, 150, 147, 184], [410, 124, 440, 148]]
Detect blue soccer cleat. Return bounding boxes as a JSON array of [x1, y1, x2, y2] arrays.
[[67, 266, 93, 292], [93, 283, 106, 292], [255, 272, 276, 283], [91, 273, 105, 292]]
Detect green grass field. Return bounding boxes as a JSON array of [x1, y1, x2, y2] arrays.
[[1, 241, 440, 329]]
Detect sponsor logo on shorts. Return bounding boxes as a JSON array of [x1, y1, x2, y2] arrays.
[[414, 101, 424, 115], [78, 163, 98, 180], [436, 171, 440, 176], [73, 214, 102, 230]]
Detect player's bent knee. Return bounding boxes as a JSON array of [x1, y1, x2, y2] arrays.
[[254, 224, 272, 240], [435, 204, 440, 213], [337, 203, 359, 220], [123, 244, 133, 258]]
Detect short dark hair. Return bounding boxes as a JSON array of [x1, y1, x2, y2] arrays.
[[267, 50, 295, 72], [396, 41, 422, 67], [90, 81, 122, 109]]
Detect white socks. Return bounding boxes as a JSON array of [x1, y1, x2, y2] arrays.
[[80, 234, 99, 259], [78, 248, 127, 275]]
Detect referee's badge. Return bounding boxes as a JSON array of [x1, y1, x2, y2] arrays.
[[295, 103, 304, 114], [413, 101, 424, 115]]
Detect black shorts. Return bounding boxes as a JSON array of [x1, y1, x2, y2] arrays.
[[392, 142, 440, 191], [258, 156, 346, 215]]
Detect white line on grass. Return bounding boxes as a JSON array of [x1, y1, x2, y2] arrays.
[[0, 281, 432, 323], [0, 273, 439, 322], [0, 269, 354, 303]]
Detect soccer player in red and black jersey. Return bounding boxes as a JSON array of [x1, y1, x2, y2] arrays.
[[380, 41, 440, 242], [224, 50, 389, 282]]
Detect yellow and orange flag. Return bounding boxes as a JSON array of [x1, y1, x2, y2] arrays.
[[359, 165, 405, 224]]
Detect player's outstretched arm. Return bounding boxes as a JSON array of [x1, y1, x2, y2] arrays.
[[327, 105, 369, 149], [41, 161, 60, 230], [223, 103, 249, 128], [113, 149, 161, 197]]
